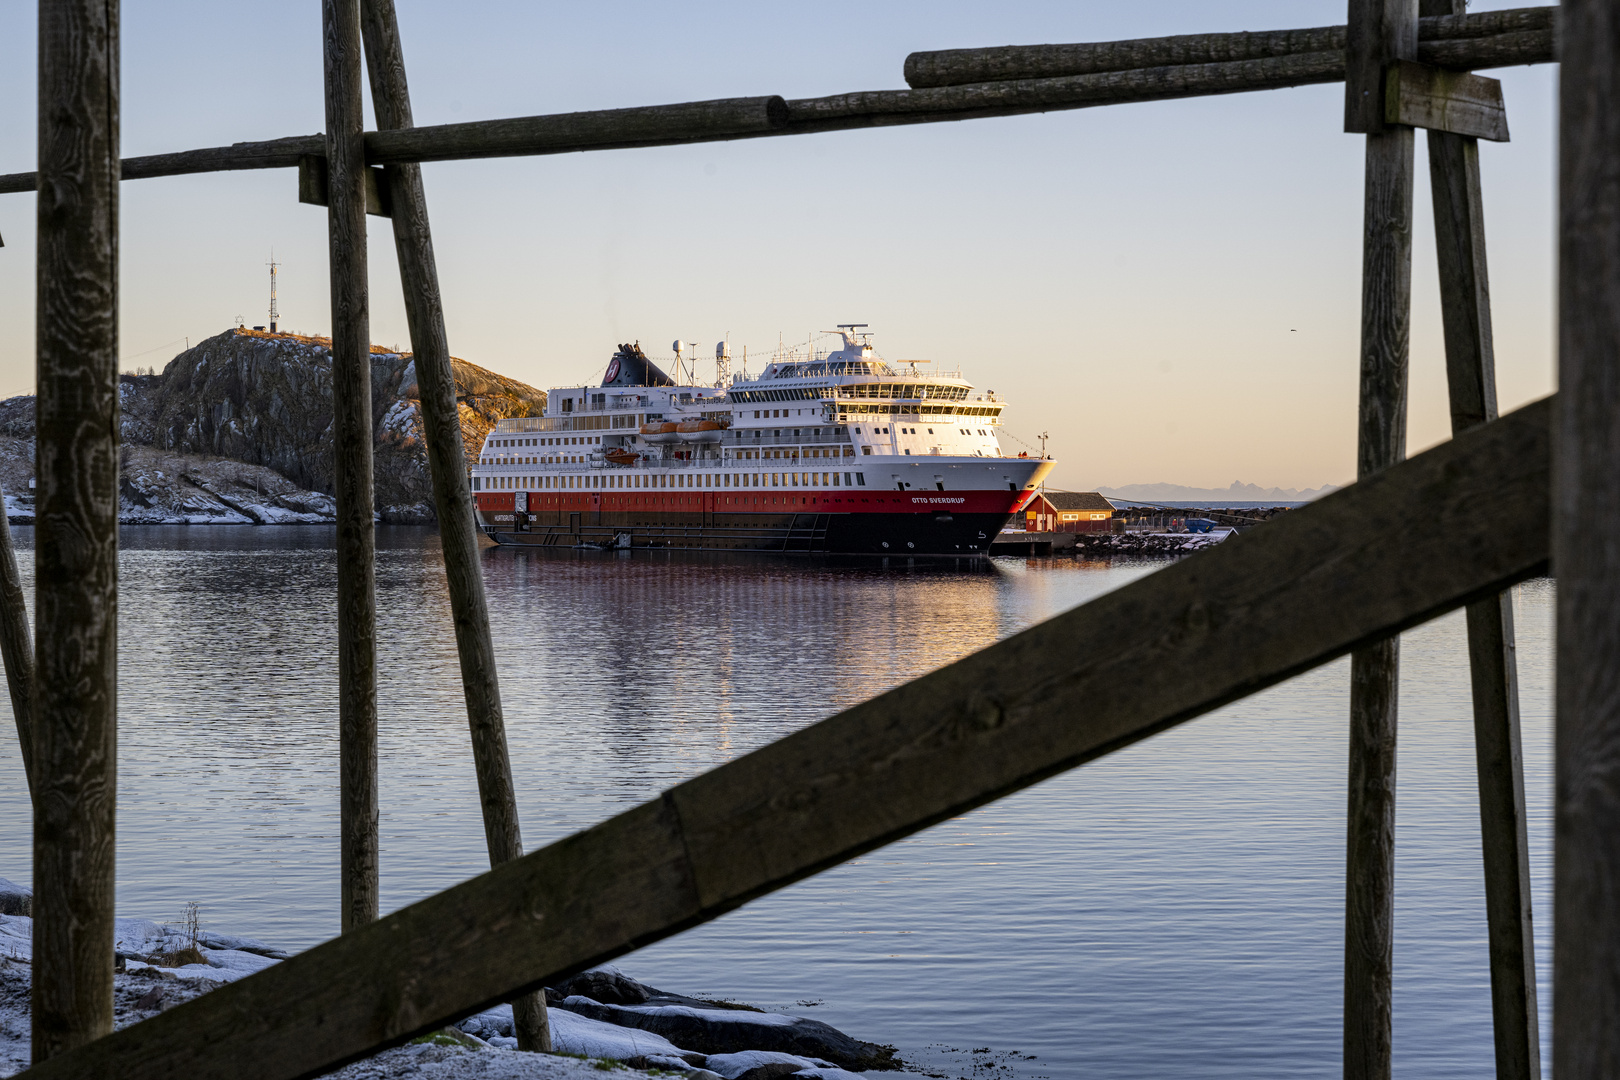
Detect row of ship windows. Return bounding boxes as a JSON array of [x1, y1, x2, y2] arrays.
[[477, 471, 869, 491], [492, 436, 600, 448], [732, 385, 972, 402], [483, 435, 600, 463]]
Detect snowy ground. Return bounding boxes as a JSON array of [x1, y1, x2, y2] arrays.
[[0, 879, 883, 1080]]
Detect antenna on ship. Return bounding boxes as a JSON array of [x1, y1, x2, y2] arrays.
[[714, 335, 731, 387], [266, 251, 280, 333]]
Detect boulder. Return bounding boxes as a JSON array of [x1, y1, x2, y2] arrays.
[[0, 878, 29, 918], [553, 967, 652, 1006], [557, 997, 899, 1072]]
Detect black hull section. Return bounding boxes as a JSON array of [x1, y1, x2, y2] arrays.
[[484, 511, 1011, 556]]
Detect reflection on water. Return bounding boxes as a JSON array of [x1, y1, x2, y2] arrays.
[[0, 528, 1553, 1078]]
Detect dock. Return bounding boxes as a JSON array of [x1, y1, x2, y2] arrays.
[[988, 530, 1078, 556]]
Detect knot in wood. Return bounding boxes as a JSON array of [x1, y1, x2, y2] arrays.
[[964, 692, 1005, 732], [1183, 600, 1212, 632]]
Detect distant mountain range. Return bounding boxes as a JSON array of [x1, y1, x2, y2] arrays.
[[1093, 480, 1339, 504]]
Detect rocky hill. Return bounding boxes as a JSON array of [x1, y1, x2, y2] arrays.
[[0, 328, 546, 525]]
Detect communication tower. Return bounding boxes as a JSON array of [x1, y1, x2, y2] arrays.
[[267, 253, 280, 332]]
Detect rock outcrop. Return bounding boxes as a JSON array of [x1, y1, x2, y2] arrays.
[[0, 327, 546, 524]]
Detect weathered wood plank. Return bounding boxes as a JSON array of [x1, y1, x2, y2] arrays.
[[324, 0, 380, 934], [16, 397, 1554, 1080], [1462, 595, 1539, 1080], [364, 96, 788, 165], [903, 7, 1553, 88], [1555, 1, 1620, 1076], [358, 0, 549, 1052], [30, 0, 121, 1063], [0, 487, 36, 799], [1348, 0, 1419, 134], [1425, 95, 1541, 1079], [1387, 61, 1509, 141], [1344, 634, 1400, 1080], [782, 51, 1349, 132], [1420, 28, 1556, 72], [295, 154, 393, 217], [1345, 4, 1416, 1076], [0, 21, 1556, 197]]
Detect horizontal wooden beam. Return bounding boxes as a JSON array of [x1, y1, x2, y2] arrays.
[[17, 396, 1553, 1080], [0, 97, 787, 195], [903, 5, 1554, 88], [1386, 60, 1510, 140], [364, 95, 789, 164], [0, 20, 1554, 196]]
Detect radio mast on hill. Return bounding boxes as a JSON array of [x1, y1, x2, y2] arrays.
[[266, 252, 280, 332]]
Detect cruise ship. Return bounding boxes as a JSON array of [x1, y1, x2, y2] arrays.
[[470, 326, 1053, 555]]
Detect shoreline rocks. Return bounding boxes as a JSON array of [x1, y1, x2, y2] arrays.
[[1072, 531, 1231, 557], [0, 891, 900, 1080]]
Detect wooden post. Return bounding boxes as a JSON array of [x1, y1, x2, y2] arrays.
[[1343, 3, 1415, 1079], [1422, 1, 1540, 1072], [324, 0, 380, 934], [0, 488, 37, 799], [31, 0, 121, 1062], [357, 0, 549, 1051], [1555, 1, 1620, 1076]]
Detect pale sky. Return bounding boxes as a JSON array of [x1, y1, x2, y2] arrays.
[[0, 2, 1557, 492]]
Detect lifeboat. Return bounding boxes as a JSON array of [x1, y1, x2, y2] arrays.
[[603, 448, 640, 466], [639, 421, 680, 444], [676, 418, 729, 444]]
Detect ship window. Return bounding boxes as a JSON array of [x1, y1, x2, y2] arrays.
[[862, 446, 873, 456], [855, 472, 866, 486]]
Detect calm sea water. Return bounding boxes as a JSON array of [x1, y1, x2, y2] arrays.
[[0, 527, 1553, 1079]]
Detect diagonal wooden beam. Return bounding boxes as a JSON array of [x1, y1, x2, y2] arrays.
[[1422, 0, 1541, 1062], [358, 0, 550, 1053], [0, 487, 36, 801], [14, 396, 1554, 1080]]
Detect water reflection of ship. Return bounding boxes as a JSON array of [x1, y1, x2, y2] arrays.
[[471, 327, 1054, 556], [481, 549, 1007, 767]]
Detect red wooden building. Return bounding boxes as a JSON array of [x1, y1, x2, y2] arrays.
[[1023, 491, 1117, 533]]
